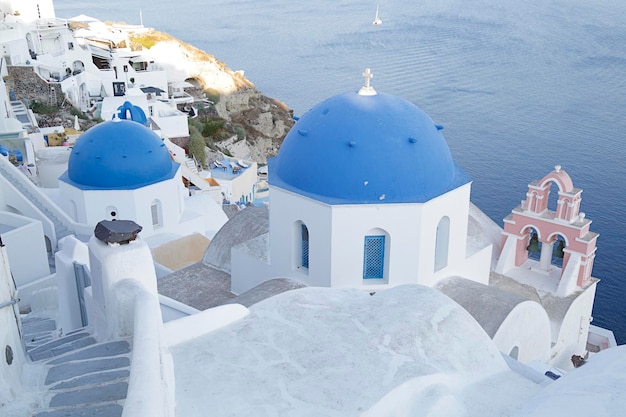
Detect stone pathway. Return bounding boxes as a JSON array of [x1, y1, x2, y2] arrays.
[[22, 316, 131, 417]]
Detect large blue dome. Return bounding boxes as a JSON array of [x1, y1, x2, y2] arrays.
[[269, 91, 470, 204], [60, 119, 179, 190]]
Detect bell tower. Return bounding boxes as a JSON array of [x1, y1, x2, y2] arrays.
[[495, 166, 598, 296]]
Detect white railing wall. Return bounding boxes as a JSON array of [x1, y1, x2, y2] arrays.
[[122, 287, 175, 417]]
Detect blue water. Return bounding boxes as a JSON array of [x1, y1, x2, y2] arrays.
[[55, 0, 626, 342]]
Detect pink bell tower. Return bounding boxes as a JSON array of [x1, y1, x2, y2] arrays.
[[495, 166, 598, 296]]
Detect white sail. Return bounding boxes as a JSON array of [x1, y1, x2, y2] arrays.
[[373, 5, 382, 25]]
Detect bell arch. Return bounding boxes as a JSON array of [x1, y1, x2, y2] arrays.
[[498, 166, 598, 295]]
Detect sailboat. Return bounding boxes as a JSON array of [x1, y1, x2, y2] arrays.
[[373, 5, 382, 25]]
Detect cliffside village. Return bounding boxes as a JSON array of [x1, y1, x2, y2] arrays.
[[0, 0, 293, 207]]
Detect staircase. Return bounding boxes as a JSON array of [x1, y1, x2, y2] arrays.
[[22, 316, 131, 417], [162, 137, 213, 191], [185, 156, 199, 174], [10, 100, 36, 131]]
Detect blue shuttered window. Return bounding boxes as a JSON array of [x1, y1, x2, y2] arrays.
[[363, 235, 385, 279], [301, 224, 309, 268]]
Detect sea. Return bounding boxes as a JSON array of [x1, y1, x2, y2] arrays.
[[54, 0, 626, 343]]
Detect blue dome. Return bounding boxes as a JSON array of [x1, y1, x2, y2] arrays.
[[269, 91, 470, 204], [60, 119, 179, 190]]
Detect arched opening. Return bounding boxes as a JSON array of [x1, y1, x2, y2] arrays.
[[434, 216, 450, 272], [509, 346, 519, 360], [293, 221, 309, 273], [301, 224, 309, 269], [151, 200, 163, 229], [44, 235, 52, 257], [26, 33, 36, 58], [526, 227, 541, 262], [72, 60, 85, 75], [550, 234, 566, 268], [547, 181, 560, 213], [363, 228, 389, 281], [68, 200, 78, 222]]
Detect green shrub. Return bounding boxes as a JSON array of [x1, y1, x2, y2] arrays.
[[30, 101, 58, 115], [188, 132, 207, 168], [233, 124, 246, 140], [70, 106, 88, 120], [204, 88, 221, 104], [202, 118, 225, 137]]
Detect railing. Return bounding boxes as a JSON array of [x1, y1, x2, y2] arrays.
[[0, 298, 19, 310], [0, 155, 93, 245], [122, 287, 175, 417]]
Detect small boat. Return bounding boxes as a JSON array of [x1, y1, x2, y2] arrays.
[[373, 5, 382, 25]]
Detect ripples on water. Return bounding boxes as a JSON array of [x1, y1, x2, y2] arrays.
[[55, 0, 626, 342]]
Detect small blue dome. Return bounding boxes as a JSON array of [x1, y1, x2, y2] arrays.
[[60, 119, 178, 190], [269, 91, 470, 204]]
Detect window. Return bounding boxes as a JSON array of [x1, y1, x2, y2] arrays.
[[434, 216, 450, 271], [151, 200, 162, 228], [363, 236, 385, 279], [113, 81, 126, 97], [301, 224, 309, 268]]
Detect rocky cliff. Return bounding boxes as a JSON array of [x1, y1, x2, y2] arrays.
[[129, 30, 295, 164]]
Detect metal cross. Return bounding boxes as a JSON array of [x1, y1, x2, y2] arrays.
[[362, 68, 373, 88]]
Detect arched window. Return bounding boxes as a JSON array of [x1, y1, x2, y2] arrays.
[[434, 216, 450, 271], [547, 181, 560, 213], [363, 235, 385, 279], [526, 227, 541, 262], [68, 200, 78, 221], [151, 200, 163, 228], [301, 224, 309, 269], [551, 234, 566, 268]]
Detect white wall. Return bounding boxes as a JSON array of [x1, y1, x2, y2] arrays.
[[87, 235, 158, 340], [492, 300, 552, 364], [0, 244, 26, 407], [0, 173, 57, 249], [60, 171, 186, 239], [550, 281, 598, 369], [235, 183, 490, 293], [1, 0, 55, 21], [231, 234, 273, 294], [268, 187, 333, 288], [230, 163, 258, 204], [153, 112, 188, 138], [0, 212, 50, 287], [2, 38, 28, 65]]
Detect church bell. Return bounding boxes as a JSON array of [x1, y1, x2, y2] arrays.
[[527, 233, 540, 253], [554, 240, 565, 258]]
